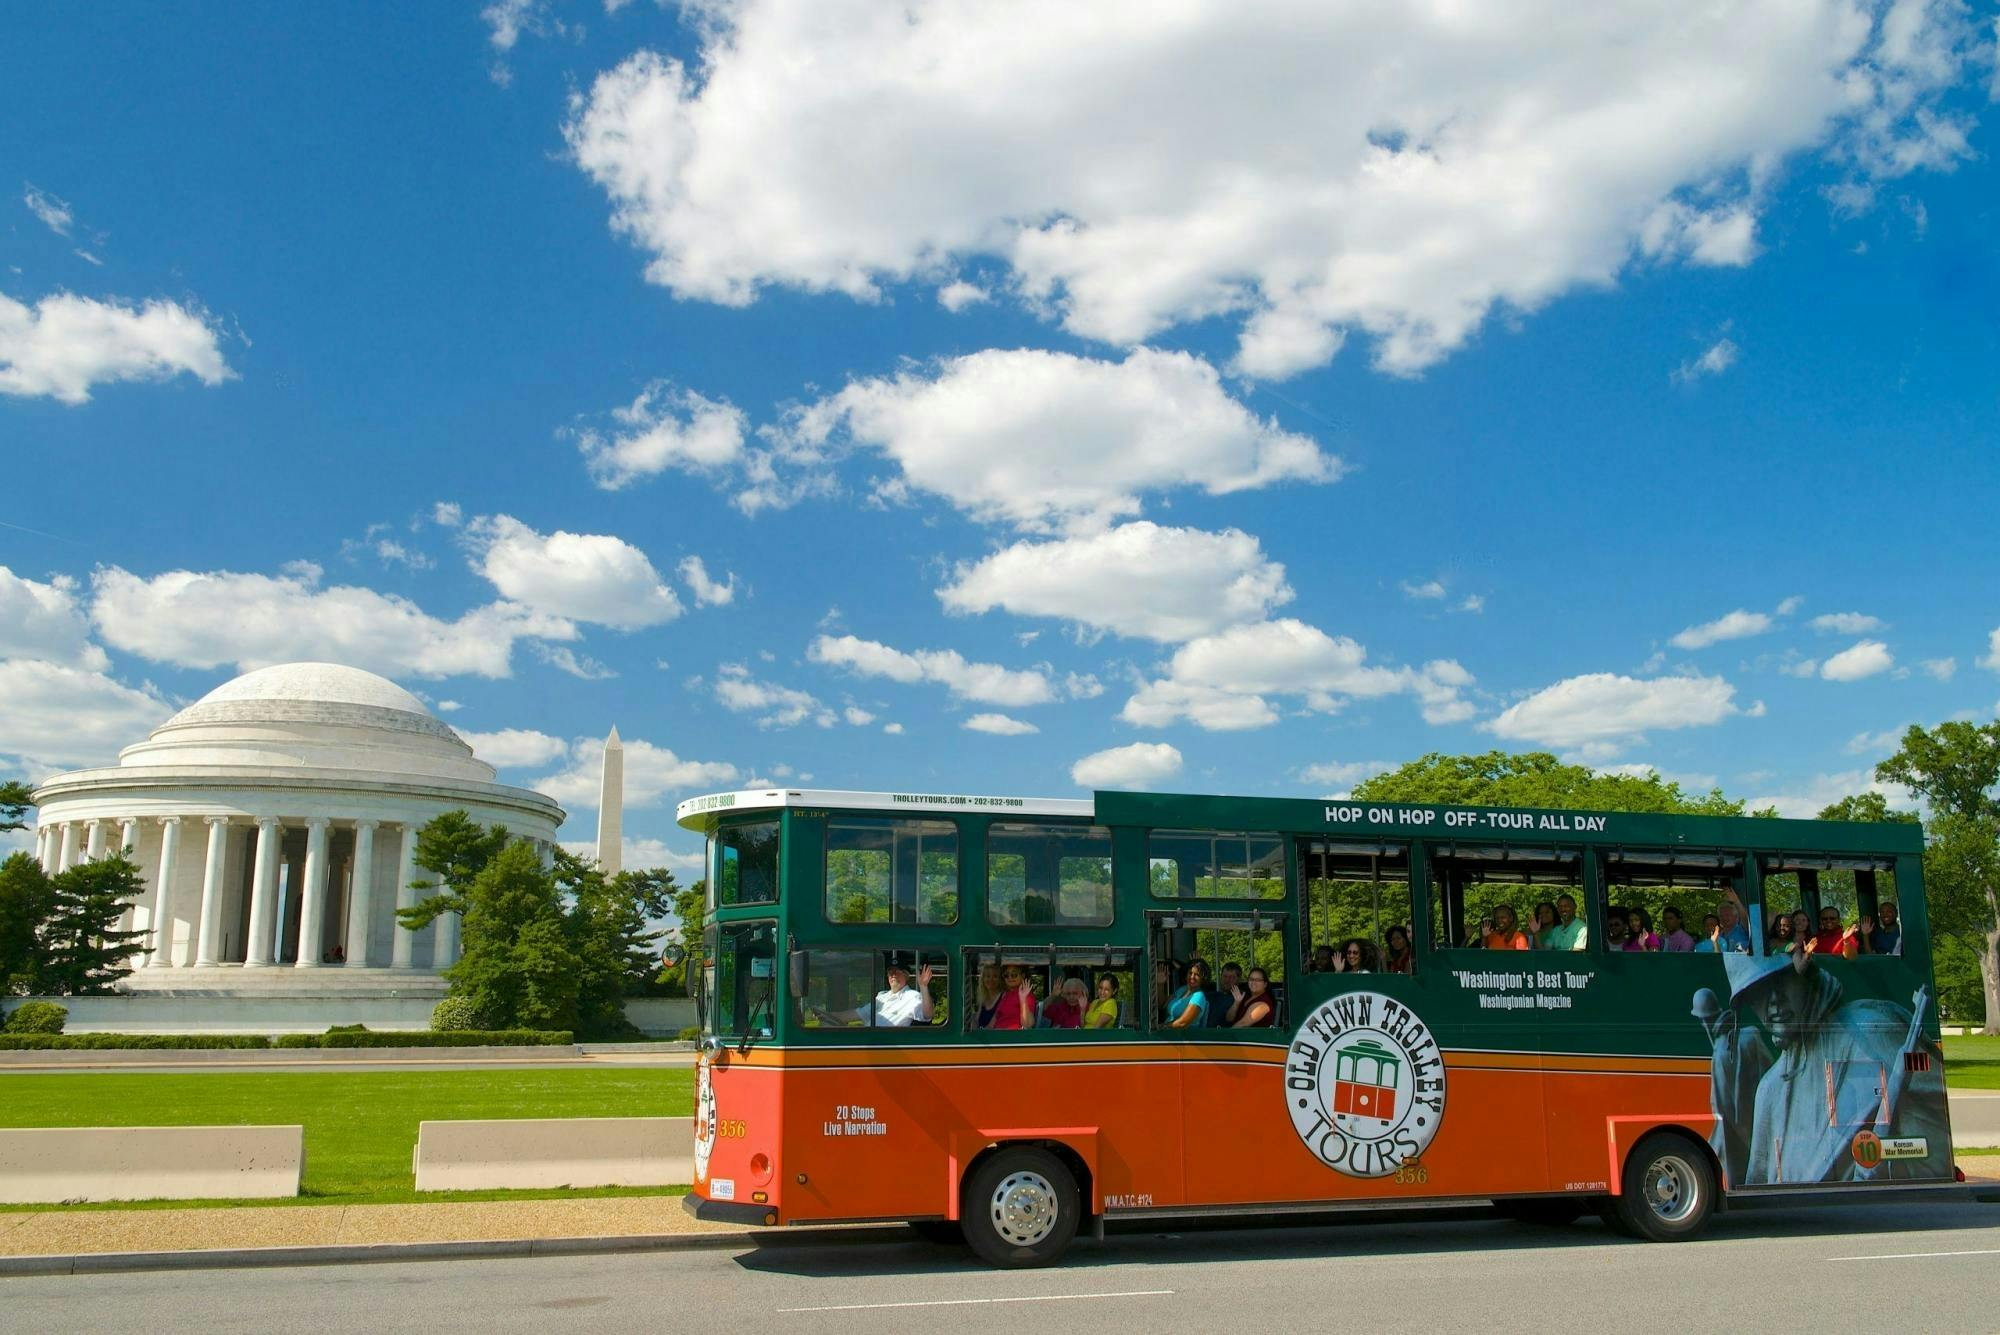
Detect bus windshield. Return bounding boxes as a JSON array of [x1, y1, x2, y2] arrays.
[[703, 919, 776, 1040]]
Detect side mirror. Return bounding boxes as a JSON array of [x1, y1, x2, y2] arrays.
[[661, 942, 687, 968]]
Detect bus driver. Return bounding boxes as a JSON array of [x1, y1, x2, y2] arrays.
[[813, 961, 937, 1028]]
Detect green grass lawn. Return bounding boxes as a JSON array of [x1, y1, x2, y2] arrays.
[[0, 1068, 695, 1212], [1944, 1035, 2000, 1089]]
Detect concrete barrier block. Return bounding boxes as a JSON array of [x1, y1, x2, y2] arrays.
[[415, 1116, 693, 1192], [0, 1126, 303, 1204]]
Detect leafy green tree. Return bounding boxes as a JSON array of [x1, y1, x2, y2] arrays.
[[438, 839, 580, 1032], [1873, 720, 2000, 1034], [35, 856, 147, 995], [397, 810, 512, 934], [0, 781, 32, 834], [659, 879, 706, 996], [560, 853, 673, 1039], [0, 853, 55, 995], [1353, 750, 1763, 816], [1817, 792, 1918, 826]]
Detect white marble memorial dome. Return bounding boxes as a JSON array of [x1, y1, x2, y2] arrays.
[[29, 662, 565, 995]]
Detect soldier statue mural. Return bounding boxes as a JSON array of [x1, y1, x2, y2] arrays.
[[1694, 951, 1951, 1186]]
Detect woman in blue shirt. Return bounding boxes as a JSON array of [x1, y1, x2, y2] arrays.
[[1168, 958, 1212, 1029]]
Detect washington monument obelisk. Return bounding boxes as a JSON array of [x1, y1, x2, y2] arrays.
[[596, 726, 624, 877]]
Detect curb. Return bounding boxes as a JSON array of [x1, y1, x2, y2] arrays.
[[0, 1225, 910, 1277]]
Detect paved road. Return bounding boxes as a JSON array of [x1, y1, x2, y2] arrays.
[[7, 1200, 1999, 1334]]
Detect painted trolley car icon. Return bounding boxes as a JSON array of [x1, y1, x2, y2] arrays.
[[1330, 1038, 1401, 1124]]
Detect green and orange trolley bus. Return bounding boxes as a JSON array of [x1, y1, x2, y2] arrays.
[[678, 786, 1971, 1266]]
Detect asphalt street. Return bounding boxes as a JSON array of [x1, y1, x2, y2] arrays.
[[7, 1199, 1999, 1335]]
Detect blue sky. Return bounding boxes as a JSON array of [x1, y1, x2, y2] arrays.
[[4, 2, 1998, 879]]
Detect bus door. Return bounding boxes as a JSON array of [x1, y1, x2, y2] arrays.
[[1149, 907, 1294, 1206], [694, 919, 778, 1213]]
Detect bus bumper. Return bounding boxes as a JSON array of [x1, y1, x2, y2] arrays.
[[683, 1193, 780, 1227]]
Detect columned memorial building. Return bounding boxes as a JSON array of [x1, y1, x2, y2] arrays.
[[28, 663, 566, 1030]]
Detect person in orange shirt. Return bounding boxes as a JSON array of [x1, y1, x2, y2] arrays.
[[1483, 903, 1532, 950]]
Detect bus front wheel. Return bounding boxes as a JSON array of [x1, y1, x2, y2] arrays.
[[962, 1146, 1081, 1268], [1612, 1133, 1716, 1242]]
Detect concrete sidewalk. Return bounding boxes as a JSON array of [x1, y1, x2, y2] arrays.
[[0, 1195, 741, 1262]]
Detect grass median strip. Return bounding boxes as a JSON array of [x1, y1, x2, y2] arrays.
[[0, 1068, 695, 1211]]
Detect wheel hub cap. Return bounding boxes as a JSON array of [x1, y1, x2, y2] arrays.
[[1642, 1154, 1698, 1224], [991, 1170, 1058, 1247]]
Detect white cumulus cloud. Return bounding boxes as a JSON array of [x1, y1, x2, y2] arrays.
[[456, 727, 572, 769], [713, 663, 835, 728], [940, 522, 1291, 643], [466, 514, 682, 629], [1811, 611, 1886, 634], [0, 659, 173, 776], [22, 184, 72, 236], [90, 564, 574, 679], [677, 555, 738, 607], [808, 634, 1055, 707], [1488, 672, 1742, 754], [1821, 639, 1894, 681], [767, 347, 1337, 532], [1672, 337, 1740, 383], [1, 290, 233, 405], [0, 566, 105, 669], [1670, 608, 1772, 650], [962, 713, 1038, 736], [1072, 741, 1183, 790], [565, 1, 1983, 379], [569, 381, 748, 492]]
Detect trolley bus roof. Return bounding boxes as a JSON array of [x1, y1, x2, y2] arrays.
[[676, 788, 1093, 832]]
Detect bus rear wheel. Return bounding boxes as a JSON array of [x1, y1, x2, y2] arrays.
[[1612, 1133, 1716, 1242], [962, 1146, 1081, 1268]]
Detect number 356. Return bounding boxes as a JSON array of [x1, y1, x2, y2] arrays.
[[1393, 1161, 1429, 1185], [714, 1119, 747, 1139]]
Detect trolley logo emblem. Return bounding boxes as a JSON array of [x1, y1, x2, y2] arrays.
[[1285, 991, 1446, 1178], [693, 1052, 718, 1183]]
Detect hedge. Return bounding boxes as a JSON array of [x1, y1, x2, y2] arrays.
[[2, 1000, 68, 1034], [316, 1029, 573, 1048], [0, 1033, 271, 1050]]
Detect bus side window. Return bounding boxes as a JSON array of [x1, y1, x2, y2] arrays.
[[961, 950, 1049, 1033], [1429, 846, 1578, 951], [798, 949, 949, 1030], [1600, 850, 1745, 954], [1300, 841, 1410, 974]]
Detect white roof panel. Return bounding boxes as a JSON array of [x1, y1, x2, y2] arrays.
[[676, 788, 1094, 832]]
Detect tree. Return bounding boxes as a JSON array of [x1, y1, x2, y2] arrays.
[[0, 853, 54, 995], [1352, 751, 1765, 817], [0, 781, 32, 834], [561, 853, 673, 1039], [35, 855, 147, 995], [440, 839, 580, 1032], [660, 879, 706, 997], [1873, 720, 2000, 1035], [397, 810, 512, 933], [1817, 792, 1918, 826]]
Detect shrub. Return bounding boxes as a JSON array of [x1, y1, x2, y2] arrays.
[[273, 1034, 321, 1048], [325, 1023, 370, 1035], [430, 995, 487, 1032], [318, 1029, 572, 1048], [0, 1033, 269, 1050], [677, 1026, 701, 1041], [1, 1000, 68, 1034]]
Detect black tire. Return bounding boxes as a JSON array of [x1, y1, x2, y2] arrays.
[[960, 1146, 1081, 1268], [1612, 1133, 1717, 1242], [907, 1219, 966, 1246], [1493, 1198, 1585, 1226]]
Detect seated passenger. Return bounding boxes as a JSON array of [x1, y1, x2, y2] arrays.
[[1806, 906, 1855, 958], [1532, 901, 1559, 949], [1216, 962, 1247, 1025], [1342, 938, 1377, 973], [1232, 967, 1278, 1028], [1085, 974, 1121, 1028], [990, 963, 1038, 1030], [1041, 973, 1088, 1028], [1168, 958, 1211, 1028], [1544, 894, 1588, 951], [1625, 906, 1660, 952], [1710, 889, 1752, 953], [1312, 943, 1339, 973], [1384, 924, 1414, 974], [973, 962, 1004, 1028], [1693, 913, 1723, 951], [1604, 908, 1630, 949], [1766, 910, 1797, 956], [1862, 901, 1902, 956], [1483, 905, 1530, 950], [814, 961, 936, 1027], [1659, 905, 1696, 952], [1463, 915, 1494, 949]]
